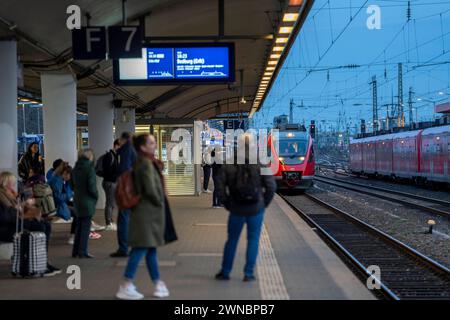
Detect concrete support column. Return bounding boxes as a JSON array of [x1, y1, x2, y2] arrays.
[[41, 74, 77, 173], [115, 108, 135, 138], [88, 94, 114, 210], [0, 40, 18, 176]]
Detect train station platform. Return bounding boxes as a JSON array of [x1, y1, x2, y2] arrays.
[[0, 194, 375, 300]]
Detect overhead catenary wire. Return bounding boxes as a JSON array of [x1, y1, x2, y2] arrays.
[[265, 0, 370, 110], [258, 0, 450, 126]]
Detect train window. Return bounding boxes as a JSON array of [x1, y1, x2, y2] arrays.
[[277, 139, 308, 156], [436, 144, 442, 152]]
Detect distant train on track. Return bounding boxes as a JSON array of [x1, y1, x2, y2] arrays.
[[268, 124, 315, 190], [349, 124, 450, 185]]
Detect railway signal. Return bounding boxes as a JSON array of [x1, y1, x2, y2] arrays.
[[310, 120, 316, 139]]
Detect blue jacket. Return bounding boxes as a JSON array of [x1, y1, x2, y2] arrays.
[[48, 175, 73, 220], [117, 141, 137, 175], [46, 169, 54, 182]]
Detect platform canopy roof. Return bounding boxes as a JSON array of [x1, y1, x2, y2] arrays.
[[0, 0, 313, 120]]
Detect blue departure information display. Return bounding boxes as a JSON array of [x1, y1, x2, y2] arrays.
[[147, 48, 174, 79], [175, 47, 229, 79], [114, 43, 235, 85]]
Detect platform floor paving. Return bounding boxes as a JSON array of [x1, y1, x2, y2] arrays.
[[0, 194, 375, 300]]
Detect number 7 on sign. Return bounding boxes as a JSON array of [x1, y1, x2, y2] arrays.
[[108, 26, 143, 59], [122, 27, 137, 52]]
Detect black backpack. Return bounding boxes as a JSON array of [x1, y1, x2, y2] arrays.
[[230, 165, 261, 205], [95, 151, 112, 177]]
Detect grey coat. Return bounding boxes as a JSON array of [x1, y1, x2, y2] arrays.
[[129, 155, 166, 248]]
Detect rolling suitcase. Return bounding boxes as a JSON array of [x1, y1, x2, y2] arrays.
[[11, 203, 47, 277]]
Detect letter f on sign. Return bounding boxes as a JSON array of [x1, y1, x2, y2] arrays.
[[86, 28, 101, 52]]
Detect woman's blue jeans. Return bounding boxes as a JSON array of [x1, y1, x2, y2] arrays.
[[124, 247, 160, 282], [221, 209, 264, 277]]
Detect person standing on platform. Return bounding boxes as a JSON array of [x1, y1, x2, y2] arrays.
[[116, 133, 176, 300], [211, 147, 222, 209], [111, 132, 137, 258], [71, 149, 98, 258], [102, 139, 121, 231], [215, 136, 276, 281], [201, 149, 212, 193]]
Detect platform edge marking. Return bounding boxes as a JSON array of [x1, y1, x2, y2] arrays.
[[257, 224, 290, 300]]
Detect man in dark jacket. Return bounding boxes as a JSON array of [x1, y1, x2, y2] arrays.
[[117, 132, 137, 176], [102, 139, 121, 230], [214, 140, 276, 282], [111, 132, 137, 258]]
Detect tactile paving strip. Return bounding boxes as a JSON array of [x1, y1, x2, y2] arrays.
[[257, 224, 290, 300]]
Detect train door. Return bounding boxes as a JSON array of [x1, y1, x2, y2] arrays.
[[350, 141, 362, 172], [434, 134, 446, 176], [421, 137, 431, 177], [393, 139, 399, 174], [434, 135, 445, 176], [447, 134, 450, 183], [407, 137, 416, 175]]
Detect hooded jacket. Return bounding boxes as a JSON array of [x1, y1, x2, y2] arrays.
[[48, 175, 73, 220]]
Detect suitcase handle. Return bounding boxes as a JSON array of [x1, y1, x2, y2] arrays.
[[15, 198, 24, 234]]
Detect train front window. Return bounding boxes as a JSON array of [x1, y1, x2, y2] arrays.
[[276, 139, 308, 164], [278, 139, 307, 156]]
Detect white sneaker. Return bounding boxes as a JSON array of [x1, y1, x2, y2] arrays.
[[116, 283, 144, 300], [105, 223, 117, 231], [212, 206, 222, 209], [90, 222, 106, 232], [203, 189, 212, 194], [153, 281, 169, 298], [54, 217, 73, 224], [68, 235, 75, 245]]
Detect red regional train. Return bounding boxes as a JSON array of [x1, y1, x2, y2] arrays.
[[349, 124, 450, 184], [268, 124, 315, 190]]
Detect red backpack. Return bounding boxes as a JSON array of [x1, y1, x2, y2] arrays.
[[115, 171, 140, 210]]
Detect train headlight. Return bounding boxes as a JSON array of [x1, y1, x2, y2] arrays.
[[278, 157, 284, 163], [299, 156, 305, 161], [287, 132, 294, 137]]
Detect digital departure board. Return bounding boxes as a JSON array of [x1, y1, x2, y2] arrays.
[[114, 43, 235, 85]]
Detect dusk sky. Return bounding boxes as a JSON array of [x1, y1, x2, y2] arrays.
[[253, 0, 450, 133]]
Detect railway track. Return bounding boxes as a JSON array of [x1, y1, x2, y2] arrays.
[[280, 193, 450, 300], [314, 175, 450, 218]]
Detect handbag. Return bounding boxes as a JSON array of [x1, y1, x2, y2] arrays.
[[163, 196, 178, 244], [115, 170, 141, 210]]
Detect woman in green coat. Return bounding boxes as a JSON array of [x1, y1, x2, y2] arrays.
[[71, 148, 98, 258], [116, 133, 171, 300]]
